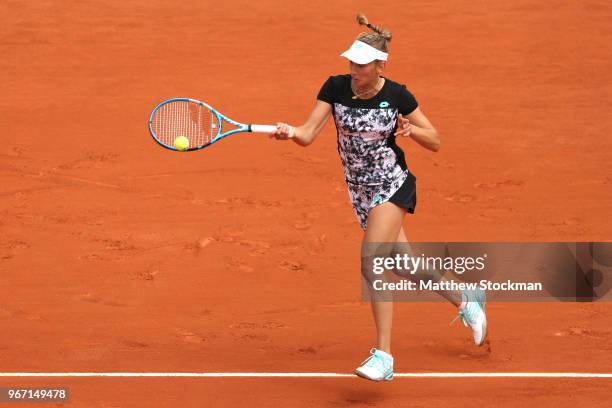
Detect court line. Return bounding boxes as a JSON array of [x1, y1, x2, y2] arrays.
[[0, 372, 611, 378]]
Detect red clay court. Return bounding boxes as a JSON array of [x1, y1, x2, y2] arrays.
[[1, 0, 611, 406]]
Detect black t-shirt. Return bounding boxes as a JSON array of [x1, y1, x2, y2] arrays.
[[317, 74, 418, 185], [317, 74, 418, 115]]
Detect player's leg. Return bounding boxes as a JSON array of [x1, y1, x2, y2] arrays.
[[364, 202, 406, 352], [394, 227, 461, 306], [355, 202, 405, 381], [394, 227, 487, 345]]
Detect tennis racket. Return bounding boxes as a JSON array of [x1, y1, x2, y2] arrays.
[[148, 98, 278, 151]]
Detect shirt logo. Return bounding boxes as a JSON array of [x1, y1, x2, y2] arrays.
[[379, 101, 390, 108]]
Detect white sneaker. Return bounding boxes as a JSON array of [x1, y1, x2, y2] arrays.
[[354, 348, 394, 381], [452, 289, 487, 346]]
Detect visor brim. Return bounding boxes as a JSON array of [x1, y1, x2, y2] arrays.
[[340, 50, 377, 64]]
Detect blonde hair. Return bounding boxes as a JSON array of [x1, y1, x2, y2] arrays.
[[355, 13, 392, 52]]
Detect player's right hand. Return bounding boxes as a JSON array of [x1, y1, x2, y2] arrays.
[[271, 122, 295, 140]]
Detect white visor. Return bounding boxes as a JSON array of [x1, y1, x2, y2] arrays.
[[340, 40, 388, 64]]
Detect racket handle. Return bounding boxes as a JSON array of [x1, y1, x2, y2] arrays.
[[249, 124, 277, 134]]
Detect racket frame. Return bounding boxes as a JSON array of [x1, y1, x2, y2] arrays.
[[148, 97, 275, 152]]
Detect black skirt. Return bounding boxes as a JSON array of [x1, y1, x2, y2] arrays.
[[389, 171, 417, 214]]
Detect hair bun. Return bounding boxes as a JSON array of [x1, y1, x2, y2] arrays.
[[356, 12, 369, 26], [355, 13, 392, 42]]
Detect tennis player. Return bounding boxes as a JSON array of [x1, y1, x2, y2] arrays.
[[272, 14, 487, 381]]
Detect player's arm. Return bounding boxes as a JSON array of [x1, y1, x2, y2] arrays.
[[273, 100, 332, 147], [395, 107, 440, 152]]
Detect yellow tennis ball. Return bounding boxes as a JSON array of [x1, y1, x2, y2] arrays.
[[173, 136, 189, 150]]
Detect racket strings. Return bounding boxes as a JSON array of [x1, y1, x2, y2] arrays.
[[151, 101, 216, 149]]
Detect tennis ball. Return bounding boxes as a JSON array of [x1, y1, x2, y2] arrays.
[[173, 136, 189, 151]]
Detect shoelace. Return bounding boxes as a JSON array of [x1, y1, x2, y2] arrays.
[[451, 301, 480, 327], [360, 349, 387, 371], [451, 289, 485, 326]]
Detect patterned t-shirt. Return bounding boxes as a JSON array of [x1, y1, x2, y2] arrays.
[[317, 74, 418, 185]]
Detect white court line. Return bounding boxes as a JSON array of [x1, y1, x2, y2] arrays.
[[0, 373, 611, 378]]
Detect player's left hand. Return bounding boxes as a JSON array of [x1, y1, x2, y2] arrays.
[[395, 115, 412, 138]]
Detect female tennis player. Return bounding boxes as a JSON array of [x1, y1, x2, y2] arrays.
[[272, 14, 487, 381]]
